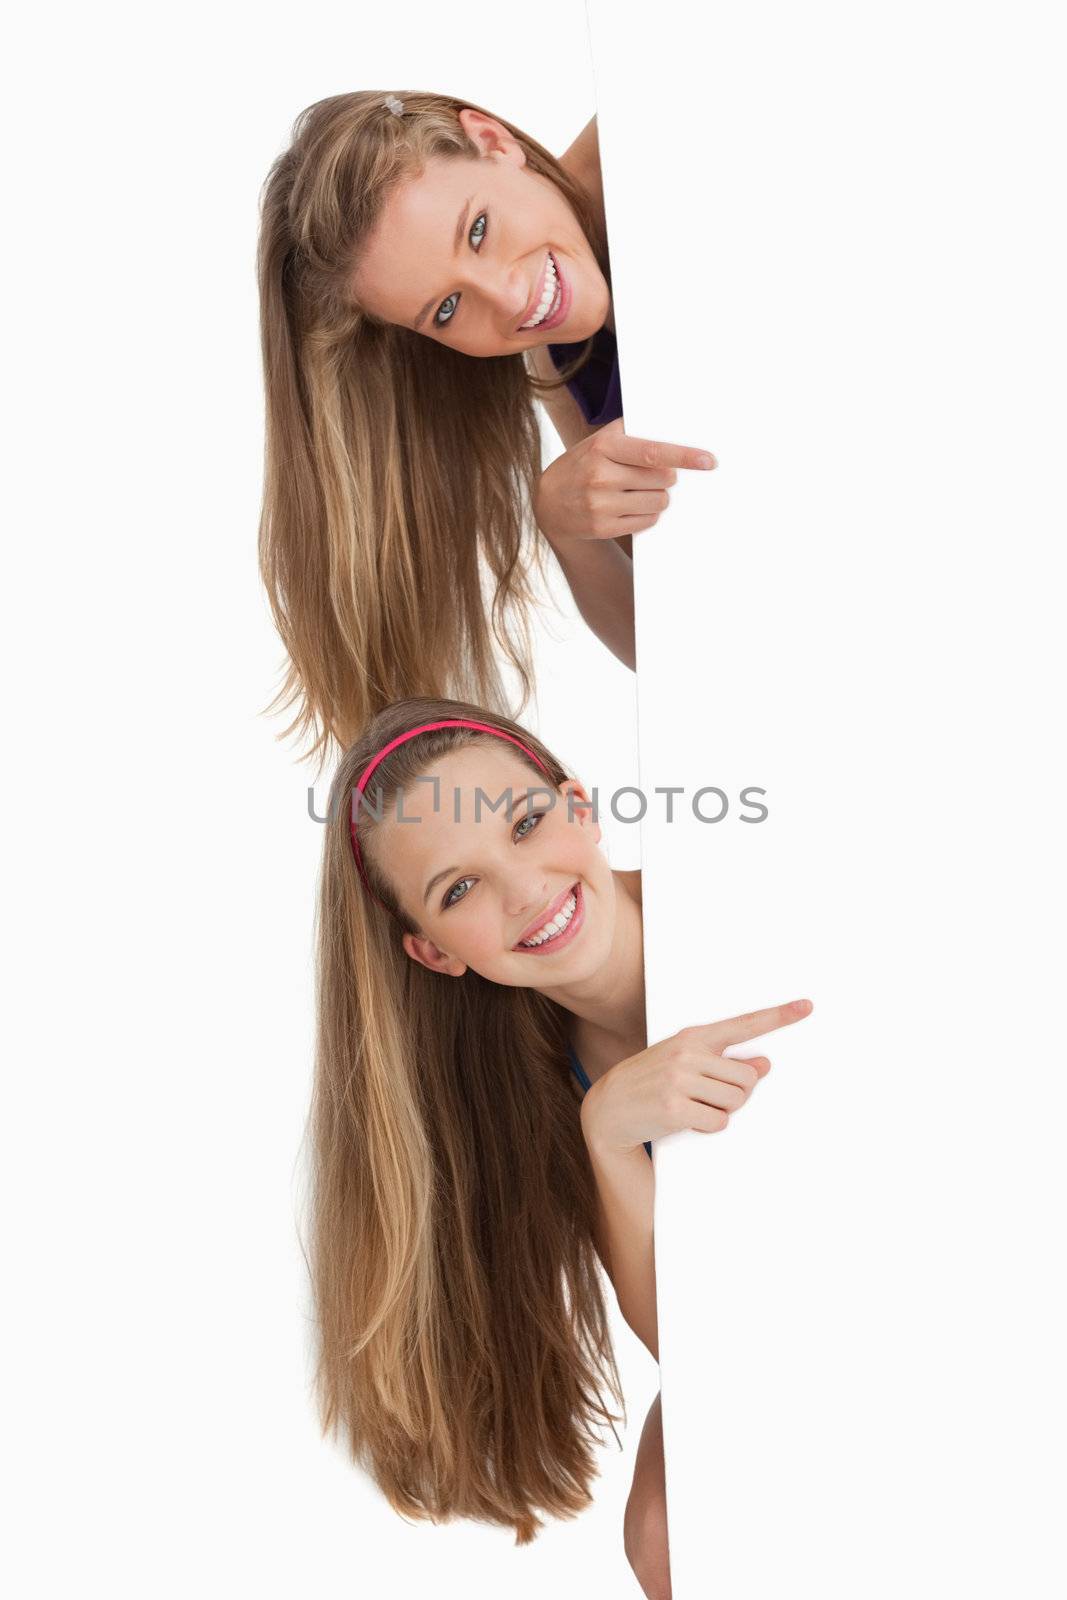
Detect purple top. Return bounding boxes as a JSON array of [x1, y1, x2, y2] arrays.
[[546, 321, 623, 429]]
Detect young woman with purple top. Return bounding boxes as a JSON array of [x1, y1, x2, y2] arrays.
[[257, 91, 717, 759]]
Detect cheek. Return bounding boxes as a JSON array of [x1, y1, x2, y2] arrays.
[[508, 176, 561, 241], [440, 904, 500, 963], [451, 331, 497, 360]]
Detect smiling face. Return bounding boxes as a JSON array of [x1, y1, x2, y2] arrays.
[[349, 109, 610, 358], [368, 742, 617, 986]]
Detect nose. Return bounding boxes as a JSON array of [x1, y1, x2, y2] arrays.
[[502, 867, 549, 922], [460, 260, 531, 330]]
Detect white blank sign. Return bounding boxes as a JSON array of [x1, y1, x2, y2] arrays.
[[588, 2, 1065, 1595]]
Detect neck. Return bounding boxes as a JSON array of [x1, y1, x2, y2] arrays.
[[538, 872, 646, 1056]]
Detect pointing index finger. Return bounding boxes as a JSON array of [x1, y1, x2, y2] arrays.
[[608, 432, 717, 473], [704, 998, 813, 1049]]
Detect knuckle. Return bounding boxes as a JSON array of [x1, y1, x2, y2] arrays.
[[662, 1091, 684, 1123]]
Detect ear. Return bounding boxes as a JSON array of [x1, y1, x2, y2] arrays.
[[562, 779, 602, 846], [457, 108, 526, 167], [402, 930, 468, 979]]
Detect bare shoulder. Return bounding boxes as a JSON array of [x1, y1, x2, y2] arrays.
[[614, 867, 643, 912], [559, 114, 599, 180], [557, 115, 604, 240]]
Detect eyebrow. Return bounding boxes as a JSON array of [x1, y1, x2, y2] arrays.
[[421, 791, 534, 906], [412, 195, 474, 332], [423, 865, 459, 906]]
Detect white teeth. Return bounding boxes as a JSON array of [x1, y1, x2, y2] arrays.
[[520, 255, 560, 329], [519, 889, 577, 947]]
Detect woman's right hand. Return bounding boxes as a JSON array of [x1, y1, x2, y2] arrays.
[[533, 416, 717, 548], [580, 999, 813, 1157]]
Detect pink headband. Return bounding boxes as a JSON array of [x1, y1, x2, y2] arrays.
[[348, 719, 553, 909]]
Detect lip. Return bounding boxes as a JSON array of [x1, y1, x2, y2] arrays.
[[512, 880, 585, 955], [517, 250, 571, 336]]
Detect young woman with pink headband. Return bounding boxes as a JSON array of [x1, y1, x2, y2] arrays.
[[257, 91, 716, 760], [311, 696, 812, 1597]]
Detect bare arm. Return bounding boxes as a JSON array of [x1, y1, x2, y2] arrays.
[[526, 343, 637, 670], [545, 533, 637, 670], [525, 351, 715, 670], [581, 1100, 659, 1362], [573, 1000, 814, 1365]]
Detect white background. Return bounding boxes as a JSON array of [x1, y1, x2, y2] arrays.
[[3, 5, 647, 1597], [4, 2, 1064, 1597], [589, 1, 1065, 1595]]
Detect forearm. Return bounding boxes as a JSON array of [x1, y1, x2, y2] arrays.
[[544, 532, 636, 671], [584, 1131, 659, 1362]]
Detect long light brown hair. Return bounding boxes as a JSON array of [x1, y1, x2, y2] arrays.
[[258, 92, 608, 767], [310, 696, 625, 1544]]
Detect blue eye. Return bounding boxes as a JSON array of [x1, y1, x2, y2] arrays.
[[433, 211, 488, 328], [434, 294, 458, 328], [439, 810, 544, 910], [443, 876, 475, 909]]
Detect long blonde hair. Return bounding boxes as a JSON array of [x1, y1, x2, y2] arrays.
[[258, 92, 607, 767], [310, 696, 625, 1544]]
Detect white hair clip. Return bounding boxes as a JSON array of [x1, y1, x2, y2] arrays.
[[383, 95, 405, 117]]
